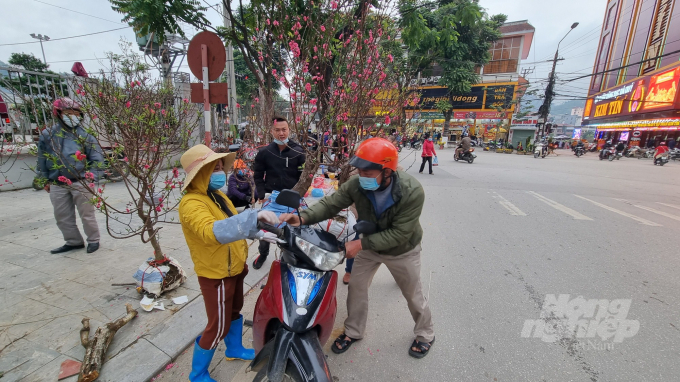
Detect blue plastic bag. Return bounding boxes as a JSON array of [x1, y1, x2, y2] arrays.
[[433, 156, 439, 166]]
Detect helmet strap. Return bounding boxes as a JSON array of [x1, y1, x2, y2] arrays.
[[377, 169, 392, 191]]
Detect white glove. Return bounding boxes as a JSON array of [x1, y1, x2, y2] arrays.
[[260, 231, 284, 244], [257, 210, 278, 226]]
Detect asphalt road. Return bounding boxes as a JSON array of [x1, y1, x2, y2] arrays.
[[158, 147, 680, 382]]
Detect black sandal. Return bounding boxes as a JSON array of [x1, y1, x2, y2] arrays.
[[331, 333, 360, 354], [408, 337, 435, 359]]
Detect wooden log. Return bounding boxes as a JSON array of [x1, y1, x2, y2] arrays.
[[77, 303, 138, 382]]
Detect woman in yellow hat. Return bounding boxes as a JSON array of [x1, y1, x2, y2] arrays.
[[178, 144, 279, 382]]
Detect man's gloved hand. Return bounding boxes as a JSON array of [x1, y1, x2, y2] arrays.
[[257, 210, 279, 226], [259, 230, 284, 244]]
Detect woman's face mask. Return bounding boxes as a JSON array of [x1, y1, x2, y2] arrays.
[[61, 114, 80, 128], [237, 169, 246, 177], [208, 172, 226, 190]]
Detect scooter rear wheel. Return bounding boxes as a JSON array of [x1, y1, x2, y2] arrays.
[[252, 360, 304, 382]]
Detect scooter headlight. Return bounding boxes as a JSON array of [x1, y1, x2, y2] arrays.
[[295, 236, 345, 271]]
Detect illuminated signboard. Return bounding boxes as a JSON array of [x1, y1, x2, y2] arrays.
[[406, 83, 517, 112], [573, 128, 582, 140], [643, 66, 680, 110], [585, 62, 680, 120], [620, 131, 630, 141]]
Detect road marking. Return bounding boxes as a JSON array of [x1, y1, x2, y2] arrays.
[[492, 192, 526, 216], [574, 195, 661, 226], [616, 199, 680, 222], [657, 202, 680, 211], [528, 191, 592, 220]]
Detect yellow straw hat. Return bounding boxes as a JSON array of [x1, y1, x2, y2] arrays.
[[180, 144, 236, 192]]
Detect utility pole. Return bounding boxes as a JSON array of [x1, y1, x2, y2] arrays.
[[223, 5, 239, 130], [537, 22, 579, 141], [30, 33, 50, 65]]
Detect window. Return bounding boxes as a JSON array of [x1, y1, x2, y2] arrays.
[[641, 0, 673, 74], [484, 37, 522, 74]]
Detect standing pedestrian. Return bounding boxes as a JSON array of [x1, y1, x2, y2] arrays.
[[252, 117, 305, 270], [178, 144, 280, 381], [279, 138, 435, 358], [419, 133, 437, 175], [668, 137, 676, 150], [225, 159, 257, 208], [38, 98, 103, 254]]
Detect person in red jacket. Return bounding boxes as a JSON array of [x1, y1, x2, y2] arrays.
[[419, 133, 437, 175]]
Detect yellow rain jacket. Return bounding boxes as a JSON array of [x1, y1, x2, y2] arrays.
[[179, 164, 249, 279]]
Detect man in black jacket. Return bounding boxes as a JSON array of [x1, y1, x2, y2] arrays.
[[252, 117, 305, 269]]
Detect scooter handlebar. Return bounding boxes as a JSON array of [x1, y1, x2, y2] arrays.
[[257, 222, 283, 236]]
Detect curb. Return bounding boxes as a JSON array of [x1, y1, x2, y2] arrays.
[[100, 273, 269, 382]]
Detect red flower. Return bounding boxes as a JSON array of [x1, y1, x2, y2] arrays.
[[126, 101, 131, 108], [57, 176, 72, 186], [385, 116, 391, 125], [74, 151, 87, 161], [172, 167, 179, 178]]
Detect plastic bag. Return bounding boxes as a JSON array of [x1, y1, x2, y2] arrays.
[[315, 209, 357, 239], [133, 256, 187, 297], [433, 156, 439, 166]]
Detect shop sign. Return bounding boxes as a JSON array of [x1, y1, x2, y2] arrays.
[[454, 111, 510, 119], [584, 62, 680, 121], [592, 118, 680, 129], [512, 118, 538, 125], [406, 83, 517, 112]]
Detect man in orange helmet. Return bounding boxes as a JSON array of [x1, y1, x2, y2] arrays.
[[279, 138, 435, 359]]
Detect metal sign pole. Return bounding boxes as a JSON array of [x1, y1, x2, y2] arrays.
[[201, 44, 212, 146]]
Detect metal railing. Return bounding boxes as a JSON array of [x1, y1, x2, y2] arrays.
[[0, 65, 74, 143]]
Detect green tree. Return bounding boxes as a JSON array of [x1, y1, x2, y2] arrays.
[[400, 0, 506, 135], [110, 0, 209, 44], [8, 52, 50, 72]]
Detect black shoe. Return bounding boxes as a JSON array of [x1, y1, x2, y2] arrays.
[[87, 243, 100, 253], [252, 255, 267, 270], [50, 244, 85, 254]]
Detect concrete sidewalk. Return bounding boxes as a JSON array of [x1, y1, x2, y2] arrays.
[[0, 182, 271, 382]]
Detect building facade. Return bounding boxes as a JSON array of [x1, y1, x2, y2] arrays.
[[405, 20, 535, 141], [582, 0, 680, 148]]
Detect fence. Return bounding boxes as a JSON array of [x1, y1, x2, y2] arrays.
[[0, 66, 74, 143]]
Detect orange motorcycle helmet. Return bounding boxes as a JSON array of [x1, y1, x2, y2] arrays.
[[349, 138, 398, 171]]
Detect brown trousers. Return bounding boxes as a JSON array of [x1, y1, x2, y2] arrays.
[[197, 266, 248, 350], [345, 245, 435, 343]]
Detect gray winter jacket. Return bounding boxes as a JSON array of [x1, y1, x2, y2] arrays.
[[37, 123, 104, 182]]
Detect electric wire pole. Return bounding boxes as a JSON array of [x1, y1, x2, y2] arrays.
[[537, 22, 579, 141]]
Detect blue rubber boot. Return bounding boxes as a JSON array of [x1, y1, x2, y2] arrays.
[[189, 336, 217, 382], [224, 314, 255, 361]]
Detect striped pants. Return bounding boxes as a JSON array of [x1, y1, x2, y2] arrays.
[[197, 266, 248, 350]]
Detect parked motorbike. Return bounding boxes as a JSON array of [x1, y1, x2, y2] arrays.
[[639, 148, 656, 159], [669, 148, 680, 161], [534, 142, 547, 158], [250, 189, 376, 382], [626, 146, 642, 158], [454, 147, 476, 164]]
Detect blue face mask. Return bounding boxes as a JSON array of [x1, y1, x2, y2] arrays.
[[359, 175, 380, 191], [273, 138, 289, 145], [208, 172, 226, 190], [236, 170, 245, 177]]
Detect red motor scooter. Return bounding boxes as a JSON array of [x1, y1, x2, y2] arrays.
[[249, 190, 375, 382]]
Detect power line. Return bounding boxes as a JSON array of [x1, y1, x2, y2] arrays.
[[0, 27, 131, 46], [33, 0, 124, 25]]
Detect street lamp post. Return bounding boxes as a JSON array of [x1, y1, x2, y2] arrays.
[[537, 22, 579, 140], [30, 33, 51, 65]]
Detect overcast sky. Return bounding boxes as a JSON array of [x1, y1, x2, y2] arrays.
[[0, 0, 606, 104]]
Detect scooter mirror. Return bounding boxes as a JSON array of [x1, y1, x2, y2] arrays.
[[354, 221, 377, 235], [275, 189, 302, 209]]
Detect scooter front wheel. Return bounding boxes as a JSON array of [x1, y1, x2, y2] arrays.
[[253, 361, 303, 382]]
